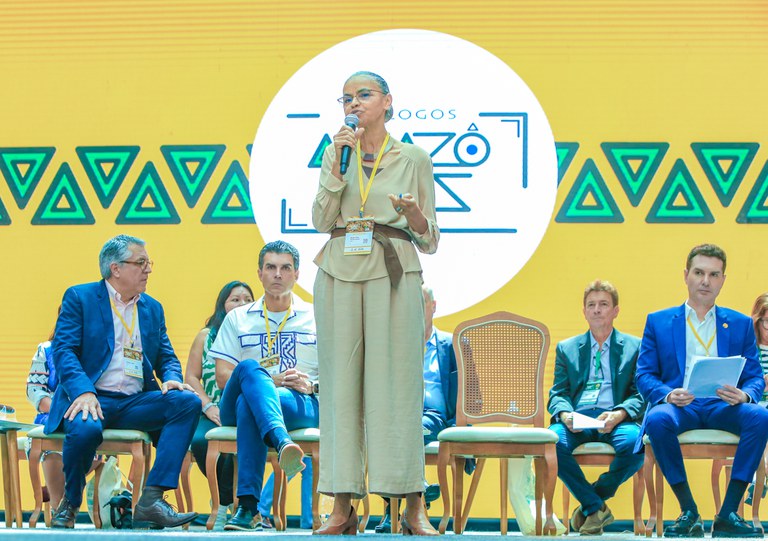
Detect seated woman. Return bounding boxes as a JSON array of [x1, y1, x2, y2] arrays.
[[26, 309, 99, 508], [185, 281, 254, 530]]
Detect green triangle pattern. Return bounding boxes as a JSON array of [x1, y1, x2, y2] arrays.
[[736, 160, 768, 224], [76, 146, 140, 208], [0, 196, 11, 225], [0, 147, 55, 209], [31, 162, 95, 225], [601, 142, 668, 207], [555, 159, 623, 223], [307, 134, 332, 169], [115, 162, 180, 224], [160, 145, 225, 208], [646, 159, 714, 223], [555, 142, 579, 186], [201, 161, 255, 224], [691, 142, 759, 207]]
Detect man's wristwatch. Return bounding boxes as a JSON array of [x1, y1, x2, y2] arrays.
[[312, 381, 319, 395]]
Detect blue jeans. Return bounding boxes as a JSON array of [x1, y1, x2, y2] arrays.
[[219, 360, 319, 500], [645, 398, 768, 487], [550, 419, 644, 516], [62, 389, 201, 506], [258, 387, 319, 528]]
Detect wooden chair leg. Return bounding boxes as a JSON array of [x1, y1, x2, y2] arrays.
[[28, 439, 44, 528], [311, 452, 321, 530], [437, 447, 452, 534], [543, 445, 558, 535], [655, 454, 664, 538], [712, 459, 725, 510], [267, 454, 284, 531], [390, 497, 400, 533], [752, 446, 767, 531], [562, 481, 571, 534], [6, 433, 23, 528], [454, 457, 469, 534], [205, 441, 222, 530], [1, 434, 11, 528], [179, 450, 193, 530], [460, 458, 485, 531], [500, 459, 508, 535], [92, 462, 104, 528], [632, 470, 645, 535], [643, 450, 656, 537]]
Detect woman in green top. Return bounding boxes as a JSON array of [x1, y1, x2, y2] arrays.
[[186, 281, 254, 529]]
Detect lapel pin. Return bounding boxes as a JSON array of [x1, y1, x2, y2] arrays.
[[723, 323, 728, 329]]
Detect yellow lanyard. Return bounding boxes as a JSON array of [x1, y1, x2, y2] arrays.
[[356, 133, 390, 217], [109, 298, 137, 346], [687, 314, 715, 355], [264, 297, 292, 355]]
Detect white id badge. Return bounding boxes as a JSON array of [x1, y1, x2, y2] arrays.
[[344, 217, 374, 255], [259, 354, 281, 376], [578, 380, 602, 407], [123, 346, 144, 379]]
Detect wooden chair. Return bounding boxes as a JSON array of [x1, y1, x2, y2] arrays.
[[270, 427, 321, 530], [560, 442, 649, 535], [436, 311, 558, 535], [27, 426, 152, 528], [643, 430, 767, 537]]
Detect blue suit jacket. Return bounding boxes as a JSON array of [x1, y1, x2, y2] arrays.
[[434, 329, 458, 426], [46, 280, 183, 433], [547, 329, 644, 424], [634, 304, 764, 449]]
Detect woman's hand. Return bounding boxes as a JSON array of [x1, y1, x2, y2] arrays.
[[388, 192, 427, 234], [331, 124, 364, 179], [204, 404, 222, 426]]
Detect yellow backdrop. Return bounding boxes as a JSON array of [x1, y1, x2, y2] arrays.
[[1, 0, 767, 525]]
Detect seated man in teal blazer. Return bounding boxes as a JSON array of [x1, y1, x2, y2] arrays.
[[548, 280, 644, 535]]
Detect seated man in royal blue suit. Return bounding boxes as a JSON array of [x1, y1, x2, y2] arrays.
[[548, 280, 644, 535], [48, 234, 201, 529], [636, 243, 768, 539]]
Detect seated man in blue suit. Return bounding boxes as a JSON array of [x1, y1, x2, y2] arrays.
[[49, 234, 201, 529], [375, 284, 461, 533], [548, 280, 644, 535], [636, 243, 768, 538]]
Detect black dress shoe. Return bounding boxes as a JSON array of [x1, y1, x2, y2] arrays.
[[132, 493, 198, 529], [712, 512, 764, 538], [374, 510, 393, 534], [664, 510, 704, 538], [51, 497, 78, 529], [224, 505, 263, 531]]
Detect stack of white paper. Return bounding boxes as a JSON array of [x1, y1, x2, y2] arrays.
[[683, 355, 746, 398]]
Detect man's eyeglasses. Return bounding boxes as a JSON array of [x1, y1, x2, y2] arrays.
[[337, 89, 386, 106], [760, 318, 768, 330], [121, 259, 154, 271]]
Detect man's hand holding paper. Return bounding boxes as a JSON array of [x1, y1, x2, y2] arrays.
[[716, 384, 748, 406]]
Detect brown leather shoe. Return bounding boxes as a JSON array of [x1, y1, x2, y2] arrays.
[[133, 493, 198, 529], [51, 497, 78, 529], [314, 506, 358, 535], [570, 505, 586, 532], [401, 508, 439, 536]]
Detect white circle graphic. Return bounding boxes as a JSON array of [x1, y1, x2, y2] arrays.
[[250, 29, 557, 315]]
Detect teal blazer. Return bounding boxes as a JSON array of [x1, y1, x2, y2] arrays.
[[547, 329, 644, 424]]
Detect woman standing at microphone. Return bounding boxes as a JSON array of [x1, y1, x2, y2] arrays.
[[312, 71, 439, 536]]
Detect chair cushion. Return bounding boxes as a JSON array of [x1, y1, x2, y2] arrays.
[[643, 429, 739, 446], [572, 442, 616, 456], [437, 426, 558, 444], [289, 427, 320, 442], [27, 425, 150, 443], [205, 426, 237, 441], [425, 441, 440, 455]]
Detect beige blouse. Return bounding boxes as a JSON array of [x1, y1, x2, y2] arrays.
[[312, 138, 439, 282]]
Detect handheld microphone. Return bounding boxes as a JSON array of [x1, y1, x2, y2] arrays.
[[339, 114, 359, 175]]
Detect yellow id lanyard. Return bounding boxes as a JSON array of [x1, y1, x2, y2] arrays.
[[356, 133, 390, 217], [263, 297, 292, 355], [687, 314, 715, 355], [110, 298, 137, 346]]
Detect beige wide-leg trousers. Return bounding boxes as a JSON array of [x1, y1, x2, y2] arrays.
[[314, 269, 425, 498]]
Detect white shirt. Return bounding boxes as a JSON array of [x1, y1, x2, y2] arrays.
[[210, 294, 319, 381], [683, 302, 718, 383], [95, 281, 143, 395]]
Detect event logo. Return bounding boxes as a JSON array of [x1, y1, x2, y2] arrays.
[[250, 29, 557, 315]]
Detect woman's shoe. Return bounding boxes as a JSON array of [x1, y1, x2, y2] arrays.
[[400, 515, 439, 536], [314, 506, 358, 535]]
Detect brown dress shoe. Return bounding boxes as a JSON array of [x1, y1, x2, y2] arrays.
[[401, 508, 439, 536], [314, 506, 358, 535], [51, 497, 78, 529]]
